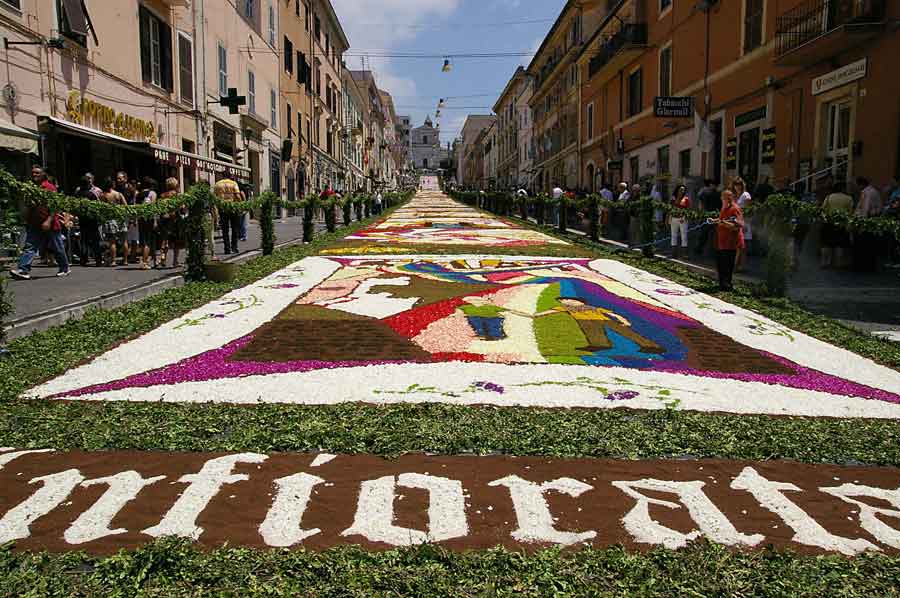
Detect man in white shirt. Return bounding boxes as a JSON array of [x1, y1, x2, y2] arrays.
[[855, 177, 882, 217], [551, 185, 564, 200], [617, 182, 630, 202], [551, 184, 564, 226], [853, 176, 882, 272]]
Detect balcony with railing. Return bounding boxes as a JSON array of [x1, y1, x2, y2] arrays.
[[775, 0, 886, 66], [587, 23, 648, 81]]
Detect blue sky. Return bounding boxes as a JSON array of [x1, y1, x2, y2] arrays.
[[332, 0, 567, 143]]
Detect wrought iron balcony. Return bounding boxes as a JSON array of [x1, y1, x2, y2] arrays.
[[775, 0, 885, 65], [588, 23, 648, 80]]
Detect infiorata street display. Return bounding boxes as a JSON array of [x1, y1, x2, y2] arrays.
[[2, 448, 899, 555], [28, 254, 900, 419], [343, 191, 566, 247]]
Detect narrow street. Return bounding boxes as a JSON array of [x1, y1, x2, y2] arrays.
[[6, 180, 900, 560]]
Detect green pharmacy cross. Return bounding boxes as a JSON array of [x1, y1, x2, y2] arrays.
[[219, 88, 246, 115]]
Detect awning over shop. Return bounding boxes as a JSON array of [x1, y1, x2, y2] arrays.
[[40, 115, 143, 151], [151, 144, 251, 182], [0, 118, 39, 155], [39, 116, 250, 182]]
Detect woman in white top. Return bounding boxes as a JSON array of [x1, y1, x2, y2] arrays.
[[732, 177, 752, 271]]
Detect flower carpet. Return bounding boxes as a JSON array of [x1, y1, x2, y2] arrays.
[[3, 183, 900, 587]]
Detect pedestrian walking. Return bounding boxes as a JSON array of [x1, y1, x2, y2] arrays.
[[669, 184, 691, 259], [732, 178, 752, 271], [375, 190, 383, 215], [10, 166, 70, 280], [214, 177, 245, 255], [712, 190, 744, 292]]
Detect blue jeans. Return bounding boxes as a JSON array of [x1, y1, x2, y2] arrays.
[[18, 227, 69, 274], [240, 212, 248, 239]]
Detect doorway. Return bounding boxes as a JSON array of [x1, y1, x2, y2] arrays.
[[738, 127, 760, 188], [824, 99, 852, 183]]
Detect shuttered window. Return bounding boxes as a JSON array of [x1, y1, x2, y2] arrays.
[[178, 34, 193, 107], [139, 6, 173, 92], [270, 88, 277, 128], [284, 36, 294, 74], [248, 70, 256, 114], [217, 43, 227, 97], [744, 0, 764, 53]]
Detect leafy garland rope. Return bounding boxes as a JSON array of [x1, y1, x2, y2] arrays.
[[451, 189, 900, 240]]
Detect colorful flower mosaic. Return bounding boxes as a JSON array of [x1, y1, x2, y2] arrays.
[[28, 255, 900, 419], [345, 192, 566, 247]]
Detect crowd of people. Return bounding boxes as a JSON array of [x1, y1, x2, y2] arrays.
[[500, 170, 900, 292], [8, 166, 254, 281]]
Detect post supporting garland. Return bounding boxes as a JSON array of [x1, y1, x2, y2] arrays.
[[259, 192, 276, 256]]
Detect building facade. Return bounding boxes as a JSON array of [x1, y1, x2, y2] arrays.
[[516, 76, 535, 188], [279, 0, 315, 201], [526, 0, 607, 193], [350, 70, 386, 188], [576, 0, 899, 196], [493, 67, 526, 190], [0, 0, 249, 191], [397, 114, 412, 166], [0, 0, 414, 199], [306, 0, 348, 192], [482, 121, 498, 189], [341, 68, 367, 192], [410, 116, 446, 171], [456, 114, 496, 187]]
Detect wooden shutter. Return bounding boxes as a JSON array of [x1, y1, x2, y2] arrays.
[[139, 6, 152, 83], [284, 37, 293, 73], [159, 21, 174, 92], [61, 0, 88, 36], [179, 36, 194, 106]]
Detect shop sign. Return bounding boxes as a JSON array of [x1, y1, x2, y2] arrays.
[[65, 91, 156, 142], [653, 97, 694, 118], [735, 106, 766, 128], [761, 127, 776, 164], [725, 137, 738, 170], [813, 59, 867, 96], [153, 147, 249, 181]]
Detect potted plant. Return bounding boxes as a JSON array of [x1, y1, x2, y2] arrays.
[[204, 258, 237, 283]]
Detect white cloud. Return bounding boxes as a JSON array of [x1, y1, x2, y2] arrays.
[[332, 0, 462, 102]]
